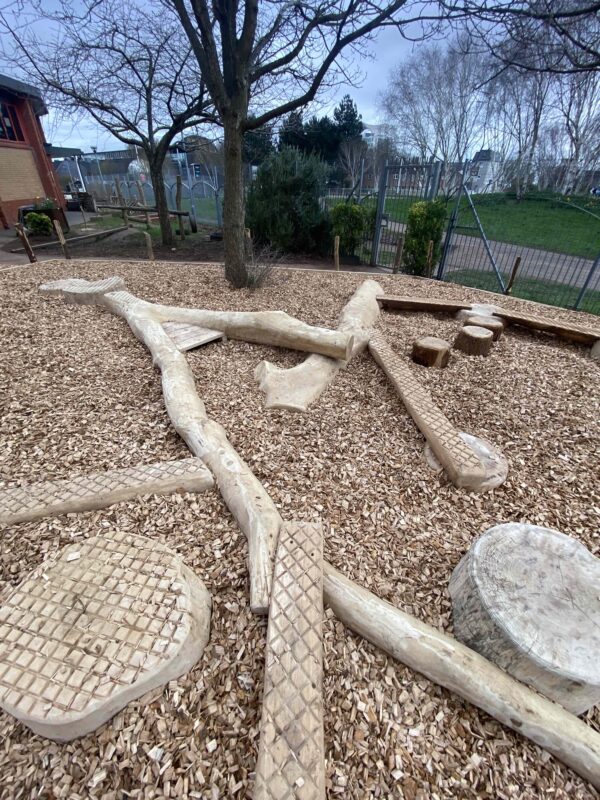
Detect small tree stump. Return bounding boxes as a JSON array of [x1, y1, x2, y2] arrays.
[[449, 523, 600, 714], [454, 325, 493, 356], [463, 314, 504, 341], [412, 336, 451, 368]]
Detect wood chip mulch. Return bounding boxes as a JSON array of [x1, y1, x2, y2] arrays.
[[0, 260, 598, 800]]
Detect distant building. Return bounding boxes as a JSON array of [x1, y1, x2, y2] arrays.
[[0, 74, 67, 224], [469, 149, 502, 193], [362, 123, 392, 148]]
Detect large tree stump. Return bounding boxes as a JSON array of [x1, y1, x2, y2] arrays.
[[449, 523, 600, 715], [454, 325, 493, 356], [463, 315, 504, 341], [411, 336, 450, 368]]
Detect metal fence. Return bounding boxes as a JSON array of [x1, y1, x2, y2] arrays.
[[365, 159, 600, 316]]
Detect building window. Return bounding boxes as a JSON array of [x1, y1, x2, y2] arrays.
[[0, 102, 24, 142]]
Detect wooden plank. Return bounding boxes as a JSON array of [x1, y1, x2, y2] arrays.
[[162, 322, 224, 352], [377, 295, 472, 313], [0, 457, 214, 526], [494, 309, 599, 345], [369, 333, 487, 490], [254, 521, 325, 800]]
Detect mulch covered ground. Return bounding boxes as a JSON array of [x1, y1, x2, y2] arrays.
[[0, 260, 598, 800]]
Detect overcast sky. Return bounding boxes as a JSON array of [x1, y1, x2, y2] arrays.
[[41, 26, 415, 152]]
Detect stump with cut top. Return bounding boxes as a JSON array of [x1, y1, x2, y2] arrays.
[[411, 336, 451, 368], [449, 523, 600, 715], [454, 325, 494, 356], [463, 315, 504, 341]]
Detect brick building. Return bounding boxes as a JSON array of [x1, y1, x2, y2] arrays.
[[0, 74, 66, 226]]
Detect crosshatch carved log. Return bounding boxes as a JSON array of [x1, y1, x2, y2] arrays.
[[254, 279, 383, 411]]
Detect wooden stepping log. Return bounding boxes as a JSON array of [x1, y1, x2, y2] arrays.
[[450, 523, 600, 714], [492, 309, 599, 346], [412, 336, 451, 368], [463, 315, 504, 341], [454, 325, 494, 356], [0, 458, 214, 526], [369, 334, 489, 490], [254, 521, 325, 800], [162, 322, 224, 352], [377, 295, 471, 313], [0, 531, 211, 741]]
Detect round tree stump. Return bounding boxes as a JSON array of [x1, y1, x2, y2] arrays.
[[449, 523, 600, 714], [424, 432, 508, 491], [412, 336, 451, 368], [454, 325, 493, 356], [463, 315, 504, 341]]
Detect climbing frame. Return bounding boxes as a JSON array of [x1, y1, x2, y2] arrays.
[[0, 458, 214, 526], [254, 521, 325, 800]]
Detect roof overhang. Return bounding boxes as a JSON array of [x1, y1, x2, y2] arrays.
[[0, 73, 47, 115]]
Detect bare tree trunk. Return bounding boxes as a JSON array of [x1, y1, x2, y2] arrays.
[[149, 162, 174, 247], [223, 116, 249, 288]]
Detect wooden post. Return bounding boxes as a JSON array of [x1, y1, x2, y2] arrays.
[[136, 181, 151, 225], [14, 224, 37, 263], [392, 233, 404, 274], [115, 180, 127, 223], [176, 175, 184, 240], [0, 196, 9, 230], [505, 256, 522, 295], [334, 235, 340, 271], [142, 230, 154, 261], [426, 239, 434, 278], [52, 220, 71, 259]]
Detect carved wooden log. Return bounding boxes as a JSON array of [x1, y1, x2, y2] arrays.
[[454, 325, 494, 356], [411, 336, 451, 368], [255, 280, 383, 411], [39, 278, 352, 360], [40, 281, 282, 614], [463, 315, 504, 341], [323, 562, 600, 790], [449, 523, 600, 715]]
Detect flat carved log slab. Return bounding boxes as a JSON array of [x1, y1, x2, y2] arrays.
[[0, 458, 214, 526], [492, 309, 600, 346], [449, 523, 600, 714], [377, 295, 472, 313], [411, 336, 451, 368], [369, 334, 489, 490], [254, 522, 325, 800], [0, 531, 211, 741], [162, 322, 224, 352]]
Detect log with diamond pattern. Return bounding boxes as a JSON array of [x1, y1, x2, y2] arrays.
[[368, 333, 492, 490], [0, 458, 214, 526], [254, 522, 325, 800]]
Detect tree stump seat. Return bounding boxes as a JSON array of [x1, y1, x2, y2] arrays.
[[411, 336, 451, 368], [449, 523, 600, 714], [454, 325, 494, 356], [463, 315, 505, 341]]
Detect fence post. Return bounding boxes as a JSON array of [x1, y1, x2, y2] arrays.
[[574, 250, 600, 310], [429, 161, 443, 200], [15, 223, 37, 263], [437, 182, 462, 280], [464, 185, 506, 293], [392, 233, 404, 275], [370, 163, 388, 267], [52, 220, 71, 259]]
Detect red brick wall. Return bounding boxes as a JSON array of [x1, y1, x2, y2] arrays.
[[0, 93, 66, 225]]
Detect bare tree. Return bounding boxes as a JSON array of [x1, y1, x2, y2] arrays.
[[338, 137, 366, 186], [164, 0, 448, 286], [0, 0, 214, 245], [554, 71, 600, 193], [381, 39, 492, 166]]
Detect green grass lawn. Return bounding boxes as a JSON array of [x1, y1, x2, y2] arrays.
[[446, 269, 600, 316]]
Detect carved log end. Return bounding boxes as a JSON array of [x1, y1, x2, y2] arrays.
[[463, 315, 505, 341], [412, 336, 451, 368], [454, 325, 493, 356], [456, 303, 501, 322], [449, 523, 600, 714]]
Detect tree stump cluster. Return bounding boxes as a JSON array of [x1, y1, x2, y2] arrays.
[[463, 314, 505, 341]]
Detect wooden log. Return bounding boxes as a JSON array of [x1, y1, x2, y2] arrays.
[[411, 336, 450, 368], [368, 333, 489, 490], [142, 230, 154, 260], [255, 522, 325, 799], [14, 224, 37, 263], [52, 219, 71, 260], [463, 314, 504, 341], [505, 256, 522, 295], [255, 280, 383, 411], [0, 457, 213, 527], [426, 239, 434, 277], [378, 295, 472, 313], [392, 234, 404, 274], [333, 234, 340, 271], [449, 523, 600, 715], [493, 309, 599, 346], [39, 278, 352, 360], [454, 325, 494, 356], [323, 562, 600, 791], [135, 180, 151, 224]]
